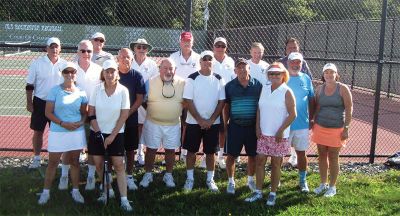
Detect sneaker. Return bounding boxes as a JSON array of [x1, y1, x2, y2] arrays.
[[206, 180, 219, 192], [127, 177, 138, 191], [245, 191, 263, 202], [58, 176, 68, 190], [324, 186, 337, 197], [314, 183, 329, 195], [266, 193, 277, 206], [97, 189, 115, 203], [217, 158, 226, 169], [71, 190, 85, 204], [180, 152, 186, 162], [288, 155, 297, 167], [85, 176, 95, 190], [226, 182, 235, 194], [183, 178, 194, 192], [199, 156, 206, 168], [247, 181, 256, 192], [236, 156, 241, 164], [120, 199, 133, 212], [300, 181, 310, 193], [139, 173, 153, 188], [38, 192, 50, 205], [163, 174, 176, 188], [137, 153, 145, 166], [29, 158, 41, 169]]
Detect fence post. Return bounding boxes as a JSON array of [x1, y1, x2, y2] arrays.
[[387, 18, 396, 98], [370, 0, 388, 164], [184, 0, 193, 31], [351, 21, 359, 90]]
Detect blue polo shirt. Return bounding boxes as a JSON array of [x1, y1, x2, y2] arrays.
[[225, 76, 263, 126], [287, 72, 314, 130], [119, 69, 146, 127]]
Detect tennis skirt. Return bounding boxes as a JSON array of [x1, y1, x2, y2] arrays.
[[311, 123, 346, 147], [47, 130, 86, 152]]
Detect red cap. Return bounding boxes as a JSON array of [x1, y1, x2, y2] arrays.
[[180, 32, 193, 41]]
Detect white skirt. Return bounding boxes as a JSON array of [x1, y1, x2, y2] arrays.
[[47, 130, 87, 152]]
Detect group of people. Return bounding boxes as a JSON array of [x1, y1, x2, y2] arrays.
[[25, 31, 353, 211]]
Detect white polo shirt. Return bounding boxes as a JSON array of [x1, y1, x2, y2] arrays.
[[89, 82, 130, 134], [247, 59, 270, 85], [26, 55, 67, 100], [183, 71, 225, 125], [130, 56, 159, 82], [75, 62, 102, 101], [213, 55, 235, 84], [170, 50, 200, 79]]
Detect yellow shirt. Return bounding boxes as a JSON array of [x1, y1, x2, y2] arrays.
[[147, 75, 185, 125]]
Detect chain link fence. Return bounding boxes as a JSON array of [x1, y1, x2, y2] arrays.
[[0, 0, 399, 162]]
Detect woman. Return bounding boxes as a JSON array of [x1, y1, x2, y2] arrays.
[[245, 62, 296, 206], [38, 62, 87, 205], [312, 63, 353, 197], [87, 59, 133, 212]]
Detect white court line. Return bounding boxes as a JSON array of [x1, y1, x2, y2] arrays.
[[0, 114, 29, 117], [0, 75, 26, 80], [0, 89, 24, 91], [0, 106, 25, 109]]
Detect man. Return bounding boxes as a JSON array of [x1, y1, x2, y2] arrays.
[[58, 40, 103, 190], [224, 58, 263, 194], [117, 48, 146, 191], [286, 52, 315, 193], [278, 37, 313, 167], [90, 32, 114, 66], [129, 38, 159, 166], [182, 50, 225, 192], [247, 42, 270, 85], [210, 37, 235, 169], [169, 31, 200, 161], [139, 58, 185, 188], [26, 37, 67, 168]]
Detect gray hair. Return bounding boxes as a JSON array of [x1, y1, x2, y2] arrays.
[[77, 39, 93, 50], [160, 58, 176, 69], [251, 42, 265, 51]]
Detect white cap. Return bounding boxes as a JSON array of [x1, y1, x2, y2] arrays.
[[60, 62, 78, 71], [46, 37, 61, 47], [288, 52, 303, 61], [213, 37, 227, 45], [200, 50, 214, 59], [91, 32, 106, 40], [323, 63, 337, 72], [103, 59, 118, 70]]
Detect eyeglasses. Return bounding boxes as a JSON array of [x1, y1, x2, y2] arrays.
[[268, 72, 282, 76], [94, 38, 105, 43], [135, 45, 148, 50], [79, 49, 92, 53], [162, 81, 175, 98], [214, 44, 226, 48], [62, 69, 77, 74], [202, 56, 213, 61]]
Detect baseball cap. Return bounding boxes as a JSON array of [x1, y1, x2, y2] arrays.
[[91, 32, 106, 40], [129, 38, 153, 51], [60, 62, 78, 71], [46, 37, 61, 47], [235, 58, 248, 67], [288, 52, 303, 61], [213, 37, 227, 45], [200, 50, 214, 59], [323, 63, 337, 72], [180, 32, 193, 41], [103, 59, 118, 70]]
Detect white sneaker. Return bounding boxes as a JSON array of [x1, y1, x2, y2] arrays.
[[120, 199, 133, 212], [206, 180, 219, 192], [180, 152, 186, 162], [139, 173, 153, 188], [217, 158, 226, 169], [300, 181, 310, 193], [71, 190, 85, 204], [163, 174, 176, 188], [38, 192, 50, 205], [29, 158, 41, 169], [183, 178, 194, 192], [314, 183, 329, 195], [324, 186, 337, 197], [236, 156, 241, 164], [58, 176, 68, 190], [288, 155, 298, 167], [199, 156, 206, 168], [245, 191, 262, 202], [226, 182, 235, 194], [266, 193, 277, 206], [127, 177, 138, 191], [137, 153, 145, 166], [247, 181, 256, 192], [85, 176, 96, 191]]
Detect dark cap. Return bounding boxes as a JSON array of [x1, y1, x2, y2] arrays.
[[235, 58, 248, 67]]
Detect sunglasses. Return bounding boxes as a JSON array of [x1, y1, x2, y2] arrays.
[[79, 49, 92, 53], [62, 69, 77, 74], [202, 56, 213, 61], [214, 44, 226, 48], [268, 72, 282, 76], [135, 45, 148, 50], [94, 38, 105, 43]]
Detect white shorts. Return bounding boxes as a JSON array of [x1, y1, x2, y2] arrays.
[[48, 130, 86, 152], [138, 106, 147, 124], [288, 129, 310, 151], [143, 120, 181, 150]]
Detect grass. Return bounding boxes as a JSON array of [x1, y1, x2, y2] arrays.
[[0, 160, 399, 215]]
